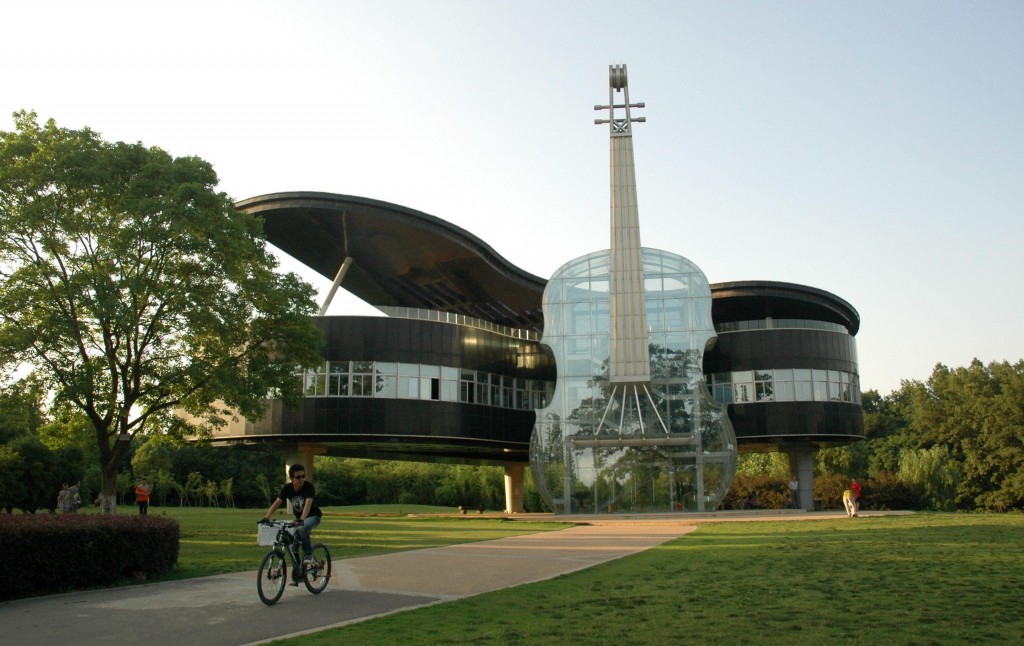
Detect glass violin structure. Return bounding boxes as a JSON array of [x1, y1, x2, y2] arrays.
[[530, 65, 737, 513]]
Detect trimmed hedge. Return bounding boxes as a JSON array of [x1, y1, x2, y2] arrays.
[[723, 475, 792, 509], [0, 513, 179, 601]]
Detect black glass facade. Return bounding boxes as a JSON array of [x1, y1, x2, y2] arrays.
[[703, 282, 864, 450], [240, 316, 555, 464]]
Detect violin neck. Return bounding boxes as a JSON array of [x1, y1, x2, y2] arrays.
[[599, 64, 651, 385]]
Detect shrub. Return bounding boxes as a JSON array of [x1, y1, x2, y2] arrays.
[[0, 513, 179, 601], [813, 473, 853, 510], [724, 475, 790, 509], [863, 472, 925, 510]]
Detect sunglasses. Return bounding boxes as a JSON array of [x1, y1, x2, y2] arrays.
[[293, 474, 306, 480]]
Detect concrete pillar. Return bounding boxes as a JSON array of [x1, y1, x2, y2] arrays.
[[787, 448, 816, 511], [504, 464, 526, 514], [284, 444, 327, 484]]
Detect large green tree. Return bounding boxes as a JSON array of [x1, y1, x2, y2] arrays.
[[0, 112, 323, 513], [911, 359, 1024, 510]]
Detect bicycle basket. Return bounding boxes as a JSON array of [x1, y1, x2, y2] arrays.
[[257, 524, 278, 546]]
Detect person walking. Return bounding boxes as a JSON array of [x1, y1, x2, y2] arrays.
[[843, 488, 859, 517], [67, 482, 81, 512], [135, 479, 152, 515], [789, 477, 800, 509], [851, 479, 862, 508], [57, 484, 71, 513]]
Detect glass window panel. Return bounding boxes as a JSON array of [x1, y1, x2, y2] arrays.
[[375, 362, 397, 376], [373, 375, 396, 398], [646, 298, 665, 329], [793, 369, 811, 381], [756, 382, 774, 401], [301, 370, 317, 397], [733, 383, 752, 403], [813, 380, 827, 401], [754, 370, 773, 382], [667, 299, 691, 330], [716, 384, 733, 405], [420, 365, 440, 378], [399, 376, 418, 398], [567, 359, 594, 377], [592, 300, 611, 334], [352, 361, 373, 373], [733, 371, 753, 384], [398, 363, 419, 377], [774, 369, 793, 382], [662, 275, 688, 297], [795, 381, 813, 401], [328, 373, 349, 397], [776, 381, 795, 401], [564, 277, 592, 301], [352, 375, 373, 397], [461, 369, 476, 382], [571, 302, 592, 334], [830, 381, 842, 401], [441, 380, 458, 402], [441, 366, 458, 380]]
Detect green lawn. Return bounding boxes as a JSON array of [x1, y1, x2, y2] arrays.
[[124, 505, 570, 580], [265, 512, 1024, 646]]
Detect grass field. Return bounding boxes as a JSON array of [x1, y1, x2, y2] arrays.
[[122, 504, 570, 580], [260, 512, 1024, 646]]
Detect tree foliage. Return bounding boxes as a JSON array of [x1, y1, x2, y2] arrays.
[[910, 359, 1024, 510], [0, 112, 323, 510]]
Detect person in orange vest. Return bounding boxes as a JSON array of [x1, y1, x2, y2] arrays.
[[135, 479, 152, 515]]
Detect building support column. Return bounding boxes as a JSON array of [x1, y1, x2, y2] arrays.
[[787, 447, 816, 511], [504, 464, 526, 514], [284, 444, 328, 484]]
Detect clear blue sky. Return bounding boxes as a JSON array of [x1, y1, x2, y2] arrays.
[[3, 1, 1022, 395]]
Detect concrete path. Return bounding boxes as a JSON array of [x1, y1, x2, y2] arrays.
[[0, 522, 694, 646]]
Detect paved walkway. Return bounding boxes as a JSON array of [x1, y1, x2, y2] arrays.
[[0, 521, 698, 646]]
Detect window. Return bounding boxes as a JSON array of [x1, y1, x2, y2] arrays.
[[328, 361, 349, 396]]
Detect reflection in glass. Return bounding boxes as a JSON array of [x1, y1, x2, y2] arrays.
[[531, 249, 736, 514]]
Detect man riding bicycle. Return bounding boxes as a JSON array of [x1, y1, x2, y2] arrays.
[[262, 464, 323, 585]]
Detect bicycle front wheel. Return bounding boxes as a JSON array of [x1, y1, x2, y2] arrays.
[[303, 543, 332, 594], [257, 548, 288, 605]]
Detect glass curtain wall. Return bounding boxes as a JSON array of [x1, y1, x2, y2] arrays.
[[530, 249, 737, 514]]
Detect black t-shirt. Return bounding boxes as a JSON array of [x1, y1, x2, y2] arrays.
[[276, 481, 322, 520]]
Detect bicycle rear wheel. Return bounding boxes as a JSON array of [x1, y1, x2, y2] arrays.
[[303, 543, 331, 594], [257, 548, 288, 605]]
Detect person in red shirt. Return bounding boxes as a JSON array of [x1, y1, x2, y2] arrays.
[[851, 479, 862, 506], [135, 479, 151, 515]]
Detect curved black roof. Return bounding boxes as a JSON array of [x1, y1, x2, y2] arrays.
[[240, 193, 859, 336], [710, 281, 860, 335], [238, 192, 547, 331]]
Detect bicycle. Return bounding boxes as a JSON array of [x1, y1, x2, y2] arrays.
[[256, 519, 332, 605]]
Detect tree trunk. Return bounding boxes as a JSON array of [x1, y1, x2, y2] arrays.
[[99, 468, 119, 515]]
